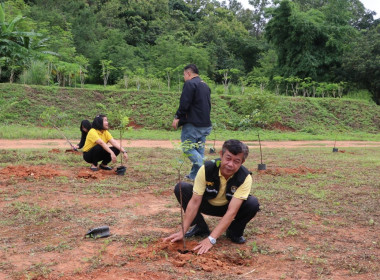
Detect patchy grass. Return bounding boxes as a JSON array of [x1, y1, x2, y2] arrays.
[[0, 146, 379, 279]]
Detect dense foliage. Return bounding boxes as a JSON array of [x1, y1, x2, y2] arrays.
[[0, 0, 379, 103]]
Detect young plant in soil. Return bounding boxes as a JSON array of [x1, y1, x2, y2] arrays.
[[333, 136, 338, 152], [174, 140, 199, 253], [209, 122, 217, 154], [257, 133, 266, 170], [109, 108, 131, 175], [40, 106, 76, 150]]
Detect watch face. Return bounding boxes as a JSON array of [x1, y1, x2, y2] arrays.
[[208, 236, 216, 244]]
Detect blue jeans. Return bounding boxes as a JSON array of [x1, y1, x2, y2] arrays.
[[181, 123, 212, 179]]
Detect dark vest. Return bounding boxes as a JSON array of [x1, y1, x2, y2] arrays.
[[203, 159, 251, 201]]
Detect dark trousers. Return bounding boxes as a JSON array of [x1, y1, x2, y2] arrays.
[[174, 182, 260, 237], [83, 145, 120, 166]]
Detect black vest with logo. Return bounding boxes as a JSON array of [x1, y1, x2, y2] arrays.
[[203, 159, 251, 201]]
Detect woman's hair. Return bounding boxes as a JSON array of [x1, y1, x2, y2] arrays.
[[92, 114, 107, 130], [80, 120, 91, 133]]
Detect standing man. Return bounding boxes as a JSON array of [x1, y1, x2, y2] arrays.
[[172, 64, 212, 181], [164, 140, 260, 255]]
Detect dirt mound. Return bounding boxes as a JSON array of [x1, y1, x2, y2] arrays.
[[65, 149, 82, 155], [48, 148, 61, 154], [151, 240, 253, 273], [258, 166, 322, 176], [0, 164, 63, 180], [77, 168, 116, 179]]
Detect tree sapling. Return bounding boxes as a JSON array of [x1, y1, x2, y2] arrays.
[[257, 132, 266, 170]]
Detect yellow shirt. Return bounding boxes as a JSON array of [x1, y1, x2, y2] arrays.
[[82, 128, 113, 152], [193, 165, 252, 206]]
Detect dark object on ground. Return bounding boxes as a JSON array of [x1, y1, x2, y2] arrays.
[[90, 167, 99, 171], [100, 165, 113, 170], [185, 225, 210, 238], [116, 165, 127, 175], [333, 148, 338, 152], [178, 249, 191, 254], [258, 163, 267, 170], [85, 226, 110, 238], [209, 147, 216, 154], [226, 229, 246, 244]]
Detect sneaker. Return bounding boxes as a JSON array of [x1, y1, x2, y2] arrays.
[[226, 229, 246, 244], [185, 225, 210, 238]]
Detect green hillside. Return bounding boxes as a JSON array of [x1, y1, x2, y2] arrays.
[[0, 83, 379, 138]]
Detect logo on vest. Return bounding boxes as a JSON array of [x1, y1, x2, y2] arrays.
[[231, 186, 237, 193], [206, 181, 214, 186]]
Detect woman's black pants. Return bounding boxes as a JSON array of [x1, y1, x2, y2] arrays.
[[83, 145, 120, 166]]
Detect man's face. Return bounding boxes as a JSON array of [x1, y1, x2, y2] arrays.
[[219, 150, 245, 179], [183, 70, 191, 81]]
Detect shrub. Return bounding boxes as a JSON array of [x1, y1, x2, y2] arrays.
[[18, 60, 48, 85]]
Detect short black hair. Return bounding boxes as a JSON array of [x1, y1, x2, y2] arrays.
[[92, 114, 106, 130], [80, 120, 91, 133], [222, 139, 249, 159], [184, 64, 199, 74]]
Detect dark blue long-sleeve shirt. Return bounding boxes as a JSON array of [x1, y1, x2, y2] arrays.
[[175, 76, 211, 127]]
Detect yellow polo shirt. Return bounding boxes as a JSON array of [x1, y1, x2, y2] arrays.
[[193, 165, 252, 206], [82, 128, 113, 152]]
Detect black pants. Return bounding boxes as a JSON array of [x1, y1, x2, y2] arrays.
[[174, 182, 260, 237], [83, 145, 120, 166]]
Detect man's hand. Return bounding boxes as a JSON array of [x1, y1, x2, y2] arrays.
[[193, 237, 213, 255], [164, 231, 184, 243], [172, 118, 179, 130]]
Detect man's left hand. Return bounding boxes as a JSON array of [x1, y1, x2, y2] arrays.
[[172, 118, 179, 130], [193, 237, 213, 255]]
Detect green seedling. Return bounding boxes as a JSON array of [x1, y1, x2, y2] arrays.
[[257, 132, 266, 170], [107, 106, 132, 175], [209, 122, 218, 154], [333, 136, 338, 152], [173, 140, 199, 252]]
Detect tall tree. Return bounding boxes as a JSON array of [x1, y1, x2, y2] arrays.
[[265, 0, 356, 81]]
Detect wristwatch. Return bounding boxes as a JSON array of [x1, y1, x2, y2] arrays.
[[208, 235, 216, 245]]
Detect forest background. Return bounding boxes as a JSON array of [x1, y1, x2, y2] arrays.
[[0, 0, 379, 105]]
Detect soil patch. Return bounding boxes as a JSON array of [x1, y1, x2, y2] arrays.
[[257, 166, 323, 176], [0, 164, 64, 180]]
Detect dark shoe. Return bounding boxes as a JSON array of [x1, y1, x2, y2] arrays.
[[90, 166, 99, 171], [185, 225, 210, 238], [226, 230, 246, 244], [100, 165, 112, 170], [184, 174, 194, 182]]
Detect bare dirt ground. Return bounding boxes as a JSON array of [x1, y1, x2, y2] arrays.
[[0, 140, 379, 279], [1, 139, 380, 150]]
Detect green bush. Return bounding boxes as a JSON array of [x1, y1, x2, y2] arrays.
[[343, 89, 374, 102], [18, 60, 48, 85], [228, 93, 280, 129]]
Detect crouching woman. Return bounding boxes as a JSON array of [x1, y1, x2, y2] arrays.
[[82, 114, 128, 171]]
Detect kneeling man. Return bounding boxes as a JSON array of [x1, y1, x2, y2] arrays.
[[165, 139, 260, 254]]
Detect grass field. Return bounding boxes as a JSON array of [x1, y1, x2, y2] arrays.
[[0, 144, 379, 279], [1, 124, 380, 142]]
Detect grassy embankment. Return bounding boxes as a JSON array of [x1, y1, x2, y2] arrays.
[[0, 83, 379, 141]]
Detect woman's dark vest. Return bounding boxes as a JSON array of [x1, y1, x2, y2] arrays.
[[203, 159, 251, 201]]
